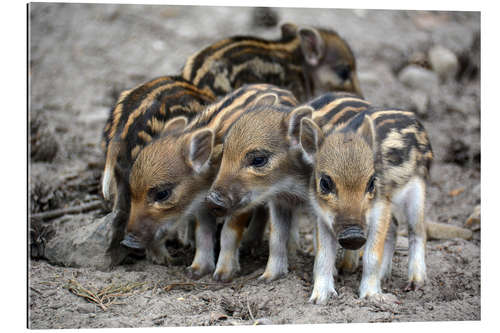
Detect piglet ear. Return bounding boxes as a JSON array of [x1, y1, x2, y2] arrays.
[[252, 93, 279, 108], [185, 128, 214, 174], [298, 27, 325, 67], [356, 115, 376, 152], [102, 140, 121, 200], [284, 106, 314, 146], [210, 143, 224, 166], [163, 116, 188, 134], [281, 22, 298, 39], [300, 118, 323, 164]]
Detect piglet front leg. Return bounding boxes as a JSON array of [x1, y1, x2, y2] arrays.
[[309, 218, 338, 304], [186, 214, 217, 279], [213, 211, 252, 282], [259, 201, 293, 282]]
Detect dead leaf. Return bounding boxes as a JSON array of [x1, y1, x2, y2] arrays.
[[448, 187, 465, 197], [209, 311, 228, 323], [465, 205, 480, 231]]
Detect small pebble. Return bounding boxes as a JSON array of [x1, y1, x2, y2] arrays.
[[45, 290, 57, 297], [398, 65, 439, 94], [428, 45, 459, 80], [254, 317, 273, 325], [76, 303, 95, 314], [49, 303, 64, 310]]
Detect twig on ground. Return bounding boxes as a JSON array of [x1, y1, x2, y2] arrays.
[[163, 281, 231, 292], [162, 270, 263, 293], [30, 286, 43, 295], [30, 200, 103, 221]]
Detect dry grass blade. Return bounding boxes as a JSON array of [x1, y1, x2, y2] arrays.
[[67, 279, 106, 310], [247, 297, 255, 322], [96, 281, 147, 298], [66, 279, 147, 311]]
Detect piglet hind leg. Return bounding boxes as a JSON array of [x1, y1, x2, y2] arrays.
[[339, 249, 361, 274], [397, 177, 427, 291], [186, 215, 217, 279], [359, 199, 397, 302], [309, 218, 338, 305], [287, 208, 302, 263], [241, 205, 269, 253], [258, 202, 293, 282], [177, 218, 196, 249]]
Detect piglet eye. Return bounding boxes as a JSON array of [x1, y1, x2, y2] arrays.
[[153, 188, 171, 202], [319, 174, 335, 194], [366, 175, 376, 194], [246, 150, 271, 168], [251, 156, 268, 167], [334, 64, 351, 81]]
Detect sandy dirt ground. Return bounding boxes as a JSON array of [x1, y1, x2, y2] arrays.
[[28, 3, 480, 329]]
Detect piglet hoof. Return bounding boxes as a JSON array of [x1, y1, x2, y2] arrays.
[[186, 264, 213, 280], [186, 266, 203, 280], [308, 288, 338, 305], [404, 280, 425, 292], [258, 270, 287, 283], [213, 268, 237, 283]]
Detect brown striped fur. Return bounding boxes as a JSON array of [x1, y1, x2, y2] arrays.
[[182, 23, 362, 102]]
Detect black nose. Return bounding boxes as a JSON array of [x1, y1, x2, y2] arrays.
[[206, 191, 229, 217], [121, 233, 144, 250], [338, 226, 366, 250]]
